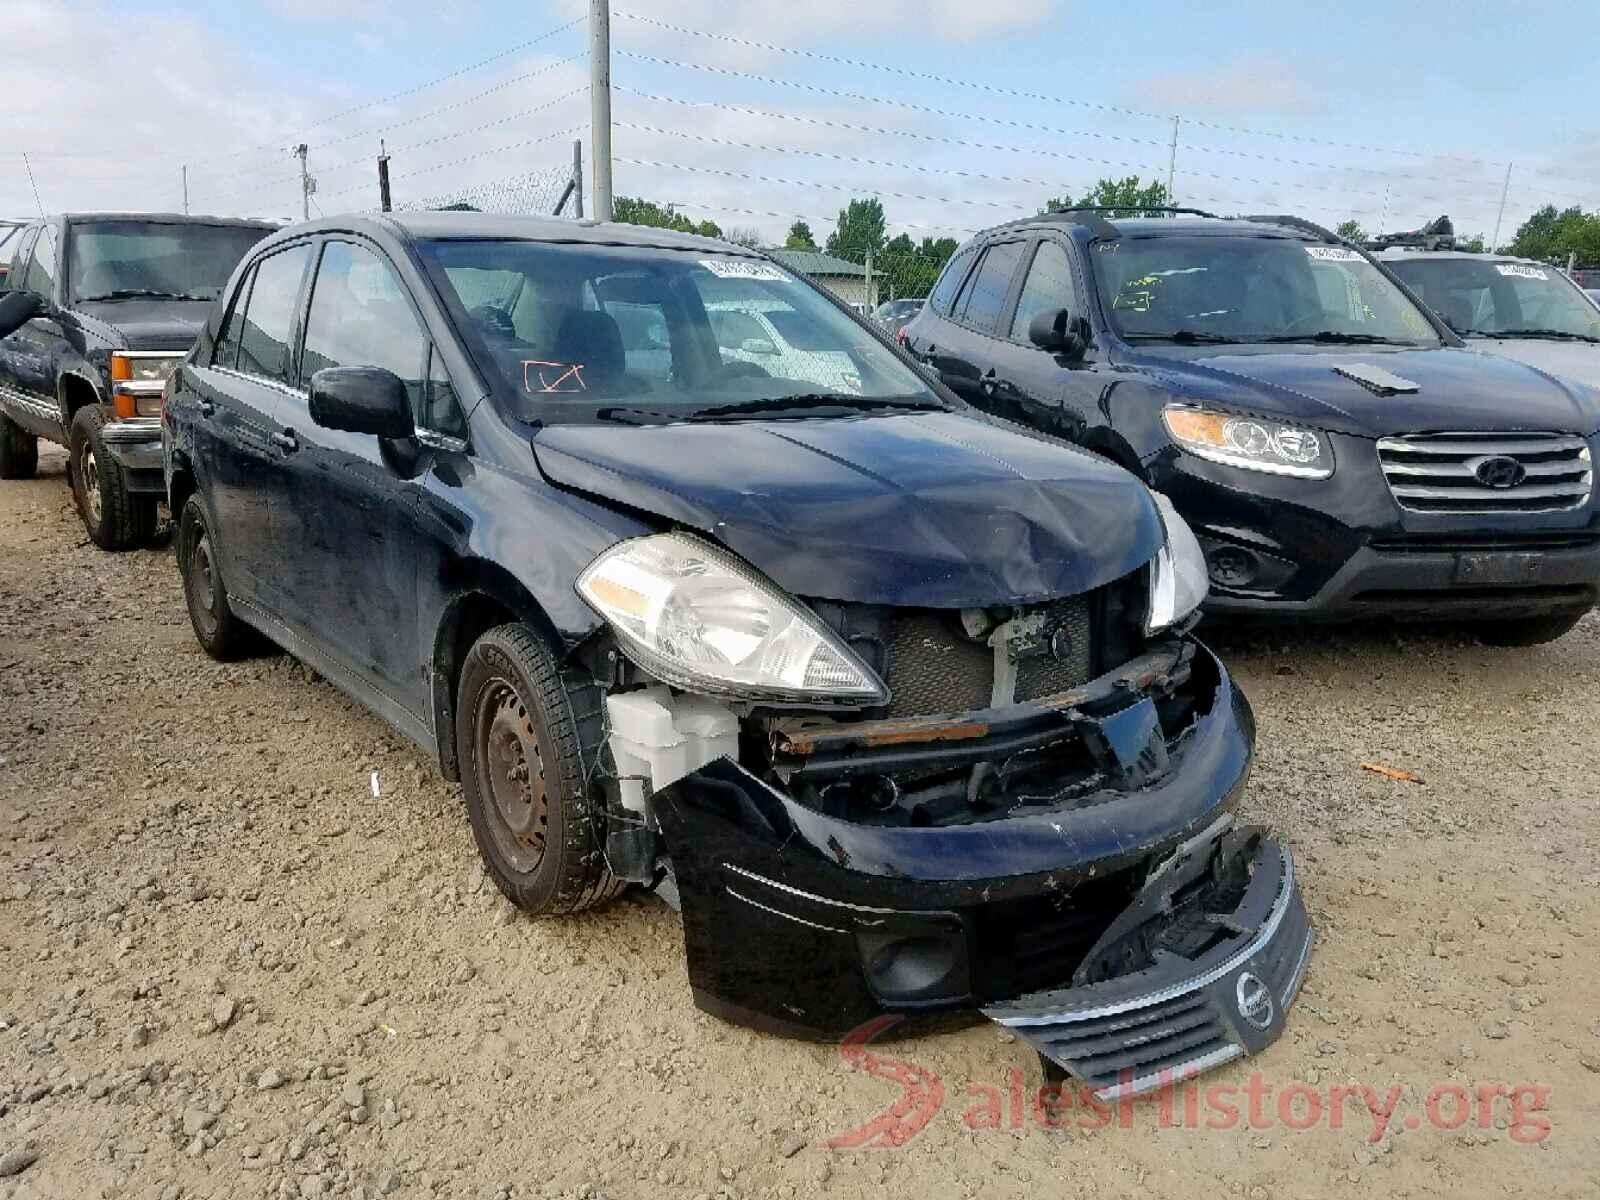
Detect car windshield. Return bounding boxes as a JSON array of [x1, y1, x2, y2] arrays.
[[1386, 257, 1600, 341], [419, 239, 945, 423], [1091, 234, 1440, 345], [69, 220, 271, 302]]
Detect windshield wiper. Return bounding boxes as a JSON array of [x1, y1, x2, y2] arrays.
[[1124, 330, 1242, 344], [1489, 328, 1600, 344], [1258, 331, 1413, 345], [78, 288, 213, 302], [690, 394, 945, 420]]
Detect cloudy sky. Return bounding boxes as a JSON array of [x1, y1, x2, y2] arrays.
[[2, 0, 1595, 248]]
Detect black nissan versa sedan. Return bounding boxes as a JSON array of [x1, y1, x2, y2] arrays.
[[162, 213, 1312, 1096], [902, 209, 1600, 644]]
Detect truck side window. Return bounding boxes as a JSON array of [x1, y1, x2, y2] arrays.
[[425, 345, 466, 439], [237, 245, 312, 385], [22, 225, 57, 299]]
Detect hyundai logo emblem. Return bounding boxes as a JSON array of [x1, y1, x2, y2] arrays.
[[1235, 971, 1275, 1030], [1473, 455, 1527, 489]]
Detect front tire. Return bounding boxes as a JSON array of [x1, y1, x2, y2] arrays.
[[0, 413, 38, 479], [177, 494, 257, 660], [1474, 612, 1587, 647], [68, 406, 156, 550], [456, 623, 621, 915]]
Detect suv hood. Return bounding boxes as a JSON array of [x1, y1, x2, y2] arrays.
[[75, 299, 211, 350], [1121, 344, 1600, 438], [531, 411, 1163, 607], [1459, 338, 1600, 391]]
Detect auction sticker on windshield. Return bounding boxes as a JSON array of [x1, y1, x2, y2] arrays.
[[699, 259, 788, 281], [1306, 246, 1363, 262], [1496, 264, 1550, 280]]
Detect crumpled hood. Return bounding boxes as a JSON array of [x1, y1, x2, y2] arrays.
[[532, 411, 1164, 607], [74, 299, 210, 350], [1120, 344, 1600, 438], [1460, 338, 1600, 392]]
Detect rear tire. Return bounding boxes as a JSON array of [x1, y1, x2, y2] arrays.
[[177, 494, 257, 660], [68, 406, 156, 550], [1475, 612, 1586, 647], [456, 623, 621, 915], [0, 413, 37, 479]]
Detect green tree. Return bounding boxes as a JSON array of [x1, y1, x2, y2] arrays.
[[1335, 219, 1366, 244], [784, 220, 816, 250], [1042, 176, 1171, 219], [724, 226, 764, 249], [1508, 205, 1600, 262], [613, 196, 720, 240], [1459, 233, 1487, 254], [826, 198, 887, 260]]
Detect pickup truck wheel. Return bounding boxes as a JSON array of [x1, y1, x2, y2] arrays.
[[1474, 611, 1587, 647], [177, 494, 256, 660], [68, 407, 156, 550], [457, 623, 622, 915], [0, 414, 38, 479]]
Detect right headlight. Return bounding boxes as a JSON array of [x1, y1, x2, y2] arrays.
[[576, 532, 889, 704], [1162, 405, 1333, 478], [1146, 492, 1209, 634]]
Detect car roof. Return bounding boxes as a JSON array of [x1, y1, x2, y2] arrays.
[[372, 211, 753, 255], [1373, 247, 1551, 267], [985, 213, 1316, 242], [53, 212, 280, 229]]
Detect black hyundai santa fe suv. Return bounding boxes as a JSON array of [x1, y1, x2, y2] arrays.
[[902, 210, 1600, 644], [164, 213, 1311, 1095]]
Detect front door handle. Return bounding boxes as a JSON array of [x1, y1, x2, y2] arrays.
[[198, 397, 216, 417], [271, 429, 299, 454]]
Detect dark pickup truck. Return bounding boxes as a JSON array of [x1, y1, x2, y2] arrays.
[[0, 213, 273, 548]]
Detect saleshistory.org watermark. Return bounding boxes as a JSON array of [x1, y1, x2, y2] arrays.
[[825, 1017, 1553, 1149]]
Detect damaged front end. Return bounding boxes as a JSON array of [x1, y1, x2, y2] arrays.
[[569, 528, 1310, 1092]]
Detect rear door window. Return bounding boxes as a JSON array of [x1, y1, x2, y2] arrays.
[[929, 246, 977, 316], [213, 263, 256, 369], [960, 241, 1025, 334], [236, 244, 312, 385]]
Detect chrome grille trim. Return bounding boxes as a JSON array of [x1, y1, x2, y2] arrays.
[[1377, 431, 1593, 513]]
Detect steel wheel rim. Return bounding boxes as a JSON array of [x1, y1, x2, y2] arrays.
[[187, 526, 219, 632], [80, 443, 102, 525], [474, 681, 549, 875]]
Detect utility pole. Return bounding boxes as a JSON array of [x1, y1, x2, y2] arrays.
[[1378, 184, 1391, 237], [1166, 116, 1180, 210], [589, 0, 613, 222], [294, 143, 312, 221], [1491, 162, 1513, 253], [377, 140, 392, 213], [572, 138, 584, 220], [182, 164, 189, 215]]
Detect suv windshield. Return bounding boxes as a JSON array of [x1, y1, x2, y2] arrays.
[[1386, 257, 1600, 341], [69, 220, 270, 303], [419, 239, 945, 422], [1092, 235, 1439, 346]]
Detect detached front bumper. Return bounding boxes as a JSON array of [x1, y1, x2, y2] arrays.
[[986, 830, 1310, 1098], [650, 640, 1310, 1094]]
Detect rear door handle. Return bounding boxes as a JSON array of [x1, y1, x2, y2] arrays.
[[271, 429, 299, 453]]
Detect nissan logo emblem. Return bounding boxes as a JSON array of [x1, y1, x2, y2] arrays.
[[1473, 455, 1527, 489], [1235, 972, 1275, 1030]]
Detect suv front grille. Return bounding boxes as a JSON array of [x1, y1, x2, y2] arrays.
[[1376, 432, 1593, 513]]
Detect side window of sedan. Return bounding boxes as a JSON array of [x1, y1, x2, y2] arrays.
[[303, 240, 465, 438], [237, 244, 312, 384]]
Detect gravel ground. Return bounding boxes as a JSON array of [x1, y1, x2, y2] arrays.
[[3, 443, 1599, 1200]]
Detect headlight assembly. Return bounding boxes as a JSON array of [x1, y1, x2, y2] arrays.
[[1162, 405, 1333, 478], [1146, 492, 1209, 634], [577, 532, 889, 704]]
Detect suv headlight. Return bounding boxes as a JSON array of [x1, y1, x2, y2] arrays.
[[1146, 492, 1209, 634], [577, 532, 889, 704], [1163, 405, 1333, 478]]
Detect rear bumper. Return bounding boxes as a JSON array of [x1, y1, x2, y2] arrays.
[[650, 640, 1310, 1092], [986, 832, 1310, 1098]]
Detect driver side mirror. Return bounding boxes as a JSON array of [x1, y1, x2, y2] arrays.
[[308, 366, 415, 439], [1028, 307, 1085, 357], [0, 290, 46, 339]]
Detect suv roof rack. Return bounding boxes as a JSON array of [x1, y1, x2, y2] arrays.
[[1047, 205, 1222, 219], [1241, 214, 1346, 243]]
